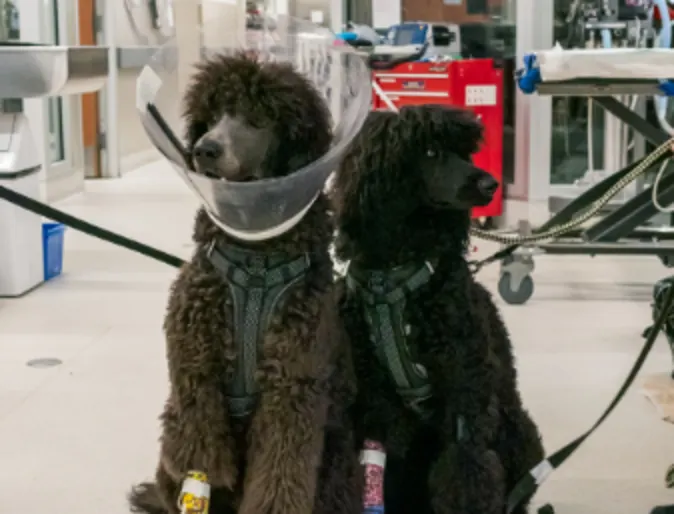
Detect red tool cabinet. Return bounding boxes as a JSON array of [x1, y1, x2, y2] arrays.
[[372, 59, 504, 220]]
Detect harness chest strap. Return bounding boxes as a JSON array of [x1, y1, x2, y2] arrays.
[[347, 261, 436, 417], [207, 241, 311, 418]]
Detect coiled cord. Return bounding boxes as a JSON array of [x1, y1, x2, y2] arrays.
[[470, 137, 674, 245]]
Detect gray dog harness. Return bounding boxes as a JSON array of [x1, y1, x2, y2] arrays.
[[346, 260, 436, 419], [207, 241, 311, 418]]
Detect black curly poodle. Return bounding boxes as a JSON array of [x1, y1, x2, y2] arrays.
[[129, 52, 362, 514], [332, 104, 545, 514]]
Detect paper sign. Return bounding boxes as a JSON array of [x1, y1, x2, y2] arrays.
[[136, 66, 163, 114]]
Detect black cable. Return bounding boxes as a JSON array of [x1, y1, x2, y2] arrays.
[[0, 185, 185, 269]]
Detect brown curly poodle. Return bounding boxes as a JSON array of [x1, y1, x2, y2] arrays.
[[331, 105, 545, 514], [129, 53, 361, 514]]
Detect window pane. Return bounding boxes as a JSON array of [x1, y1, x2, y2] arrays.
[[549, 0, 606, 185], [1, 0, 21, 40], [48, 97, 65, 162]]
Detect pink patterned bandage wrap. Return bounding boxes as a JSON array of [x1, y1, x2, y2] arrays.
[[361, 440, 386, 508]]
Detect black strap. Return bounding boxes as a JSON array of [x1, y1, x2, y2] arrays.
[[347, 261, 435, 417], [347, 262, 435, 305], [469, 244, 518, 274], [208, 242, 311, 418], [0, 184, 185, 269], [208, 243, 310, 290], [506, 281, 674, 514]]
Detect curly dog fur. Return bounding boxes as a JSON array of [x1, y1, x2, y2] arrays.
[[332, 105, 545, 514], [129, 53, 361, 514]]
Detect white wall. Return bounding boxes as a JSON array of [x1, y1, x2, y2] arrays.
[[372, 0, 400, 27], [105, 0, 247, 178]]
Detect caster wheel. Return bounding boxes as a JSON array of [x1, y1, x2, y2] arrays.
[[538, 504, 555, 514], [498, 273, 534, 305], [666, 464, 674, 488]]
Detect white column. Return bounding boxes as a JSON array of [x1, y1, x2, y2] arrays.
[[173, 0, 202, 98], [269, 0, 288, 16], [201, 0, 246, 49], [510, 0, 553, 225], [329, 0, 344, 33], [102, 0, 120, 177], [17, 0, 49, 199]]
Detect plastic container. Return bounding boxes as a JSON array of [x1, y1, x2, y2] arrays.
[[42, 222, 65, 281]]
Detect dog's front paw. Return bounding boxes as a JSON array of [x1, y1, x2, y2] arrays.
[[430, 445, 505, 514]]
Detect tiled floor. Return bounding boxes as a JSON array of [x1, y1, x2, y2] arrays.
[[1, 160, 674, 513]]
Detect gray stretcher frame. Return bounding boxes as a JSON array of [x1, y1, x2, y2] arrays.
[[536, 78, 667, 97], [500, 78, 674, 301]]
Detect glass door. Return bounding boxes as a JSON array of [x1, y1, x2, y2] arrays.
[[548, 0, 643, 209]]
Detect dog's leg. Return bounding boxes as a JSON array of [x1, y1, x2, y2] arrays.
[[131, 463, 240, 514], [494, 406, 545, 514], [237, 385, 329, 514], [128, 464, 180, 514], [430, 352, 504, 514], [237, 290, 347, 514], [313, 427, 363, 514], [428, 443, 505, 514], [474, 284, 545, 513], [158, 390, 238, 491], [156, 464, 182, 514]]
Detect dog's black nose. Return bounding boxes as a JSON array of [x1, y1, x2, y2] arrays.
[[476, 174, 499, 197], [193, 139, 223, 167]]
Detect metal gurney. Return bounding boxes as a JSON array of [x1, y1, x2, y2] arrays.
[[485, 46, 674, 306]]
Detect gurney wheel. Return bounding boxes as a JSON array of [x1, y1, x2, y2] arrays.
[[665, 463, 674, 488], [498, 273, 534, 305]]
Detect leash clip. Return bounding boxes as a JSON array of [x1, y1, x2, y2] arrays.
[[468, 259, 484, 274]]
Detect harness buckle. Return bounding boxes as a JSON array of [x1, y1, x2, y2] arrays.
[[206, 240, 217, 259], [246, 275, 266, 288]]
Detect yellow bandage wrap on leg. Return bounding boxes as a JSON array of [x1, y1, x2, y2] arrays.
[[178, 471, 211, 514]]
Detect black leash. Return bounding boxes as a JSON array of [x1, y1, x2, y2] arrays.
[[0, 185, 185, 269], [468, 243, 518, 274], [505, 281, 674, 514]]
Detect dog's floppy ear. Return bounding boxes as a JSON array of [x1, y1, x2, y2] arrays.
[[399, 105, 484, 160], [331, 110, 421, 257]]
